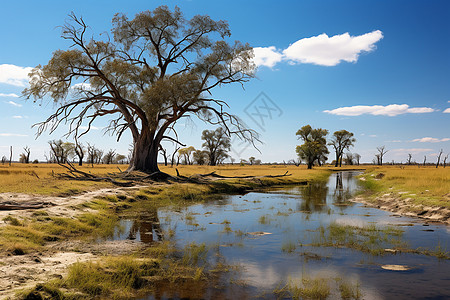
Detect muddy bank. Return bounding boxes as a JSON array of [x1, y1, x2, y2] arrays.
[[351, 193, 450, 224]]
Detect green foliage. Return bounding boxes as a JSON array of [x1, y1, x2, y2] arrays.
[[201, 127, 231, 166], [296, 125, 329, 169]]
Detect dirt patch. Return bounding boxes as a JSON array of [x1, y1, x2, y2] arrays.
[[351, 193, 450, 224], [0, 185, 148, 299]]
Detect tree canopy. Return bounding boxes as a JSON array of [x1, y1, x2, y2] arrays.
[[295, 125, 329, 169], [328, 130, 356, 167], [24, 6, 257, 173], [201, 127, 231, 166]]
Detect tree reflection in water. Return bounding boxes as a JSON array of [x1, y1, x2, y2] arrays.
[[127, 208, 163, 243], [332, 172, 353, 205], [297, 180, 329, 213]]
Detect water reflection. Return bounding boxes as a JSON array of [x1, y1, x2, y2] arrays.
[[113, 172, 449, 300], [296, 180, 329, 212], [127, 209, 163, 243]]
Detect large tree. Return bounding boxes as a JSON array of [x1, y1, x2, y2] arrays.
[[201, 127, 231, 166], [24, 6, 256, 173], [295, 125, 329, 169], [328, 130, 356, 167]]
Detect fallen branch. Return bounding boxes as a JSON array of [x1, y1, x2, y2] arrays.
[[56, 162, 134, 187]]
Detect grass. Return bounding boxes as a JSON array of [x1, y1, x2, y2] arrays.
[[359, 165, 450, 208], [274, 276, 362, 300], [309, 222, 405, 256], [0, 163, 333, 196]]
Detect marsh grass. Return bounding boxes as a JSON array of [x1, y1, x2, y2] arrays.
[[281, 240, 297, 253], [274, 276, 362, 300], [309, 222, 405, 256]]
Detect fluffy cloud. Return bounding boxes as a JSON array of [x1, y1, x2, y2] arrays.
[[412, 137, 450, 143], [252, 46, 284, 68], [0, 64, 33, 87], [324, 104, 434, 117], [0, 93, 19, 98], [444, 108, 450, 113], [6, 100, 22, 107], [253, 30, 383, 68], [283, 30, 383, 66]]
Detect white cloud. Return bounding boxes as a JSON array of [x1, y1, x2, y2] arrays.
[[283, 30, 383, 66], [0, 64, 33, 87], [444, 108, 450, 113], [0, 93, 19, 98], [12, 115, 23, 119], [252, 46, 283, 68], [412, 137, 450, 143], [71, 82, 93, 91], [369, 134, 377, 138], [253, 30, 383, 68], [6, 100, 22, 107], [324, 104, 435, 117], [0, 133, 28, 137]]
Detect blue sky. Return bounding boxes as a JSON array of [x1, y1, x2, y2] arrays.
[[0, 0, 449, 164]]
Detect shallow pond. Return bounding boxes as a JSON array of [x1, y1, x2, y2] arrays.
[[114, 171, 450, 299]]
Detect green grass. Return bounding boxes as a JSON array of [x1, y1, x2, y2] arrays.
[[309, 222, 405, 256]]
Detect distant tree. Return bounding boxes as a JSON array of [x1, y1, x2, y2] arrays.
[[74, 142, 85, 166], [20, 146, 31, 164], [289, 158, 301, 167], [159, 146, 168, 166], [344, 152, 354, 165], [49, 140, 69, 163], [230, 157, 236, 165], [254, 159, 262, 165], [328, 130, 356, 167], [178, 146, 196, 165], [24, 6, 256, 174], [249, 156, 256, 165], [1, 156, 6, 164], [354, 153, 361, 165], [201, 127, 231, 166], [423, 155, 427, 166], [114, 154, 127, 164], [103, 149, 116, 164], [406, 153, 412, 165], [295, 125, 328, 169], [170, 146, 181, 167], [87, 143, 103, 166], [436, 149, 443, 168], [193, 150, 208, 165], [376, 146, 388, 166], [443, 154, 448, 168]]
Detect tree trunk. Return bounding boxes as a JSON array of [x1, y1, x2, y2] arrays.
[[128, 132, 160, 173]]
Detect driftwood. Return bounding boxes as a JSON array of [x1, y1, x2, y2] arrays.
[[0, 204, 45, 210], [57, 162, 134, 187], [0, 201, 55, 211]]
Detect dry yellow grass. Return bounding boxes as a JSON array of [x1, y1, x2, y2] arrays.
[[0, 163, 121, 195], [362, 165, 450, 197], [0, 163, 331, 195]]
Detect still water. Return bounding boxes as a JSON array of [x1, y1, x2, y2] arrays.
[[115, 172, 450, 299]]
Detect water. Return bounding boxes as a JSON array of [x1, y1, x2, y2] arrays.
[[112, 171, 450, 299]]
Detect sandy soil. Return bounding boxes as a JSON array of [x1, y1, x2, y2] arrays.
[[0, 186, 145, 299], [351, 193, 450, 224]]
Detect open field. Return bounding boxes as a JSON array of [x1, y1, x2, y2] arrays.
[[356, 165, 450, 223], [0, 163, 333, 195]]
